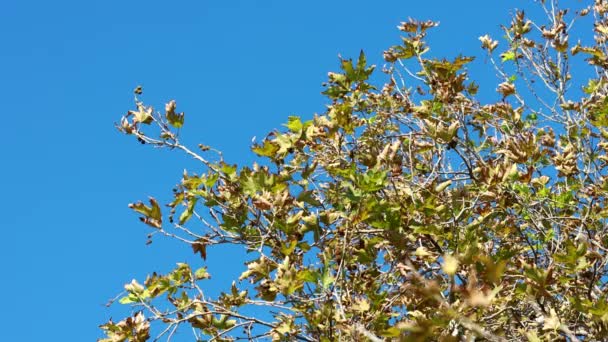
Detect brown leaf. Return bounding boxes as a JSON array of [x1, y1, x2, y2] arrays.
[[192, 239, 207, 260]]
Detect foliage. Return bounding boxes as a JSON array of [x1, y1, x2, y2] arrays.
[[102, 1, 608, 340]]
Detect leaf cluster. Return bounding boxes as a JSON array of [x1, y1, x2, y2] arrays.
[[103, 1, 608, 341]]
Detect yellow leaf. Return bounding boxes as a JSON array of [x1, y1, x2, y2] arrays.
[[435, 180, 452, 193], [525, 331, 542, 342], [442, 255, 459, 276], [543, 308, 560, 331], [415, 246, 431, 257], [353, 298, 370, 313]]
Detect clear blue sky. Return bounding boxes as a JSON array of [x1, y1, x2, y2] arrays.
[[0, 0, 524, 340]]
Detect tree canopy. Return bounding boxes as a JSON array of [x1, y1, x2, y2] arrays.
[[101, 1, 608, 341]]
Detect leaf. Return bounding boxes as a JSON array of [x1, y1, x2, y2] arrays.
[[415, 246, 432, 258], [280, 240, 298, 256], [434, 180, 452, 192], [352, 298, 370, 313], [442, 255, 459, 276], [252, 141, 279, 157], [357, 50, 367, 73], [341, 58, 356, 80], [322, 84, 349, 99], [192, 239, 207, 260], [583, 78, 602, 94], [479, 34, 498, 52], [284, 116, 303, 133], [165, 100, 184, 128], [275, 132, 297, 154], [301, 162, 318, 180], [526, 331, 542, 342], [296, 190, 322, 206], [202, 173, 219, 188], [297, 269, 318, 283], [359, 169, 388, 192], [124, 279, 145, 294], [380, 327, 401, 337], [224, 319, 237, 329], [178, 197, 197, 225], [129, 197, 162, 228], [501, 50, 516, 62], [131, 103, 153, 124], [119, 294, 137, 304], [498, 81, 516, 97], [543, 308, 561, 331], [321, 267, 334, 289], [194, 267, 210, 280]]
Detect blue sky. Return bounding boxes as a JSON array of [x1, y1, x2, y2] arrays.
[[0, 0, 527, 340]]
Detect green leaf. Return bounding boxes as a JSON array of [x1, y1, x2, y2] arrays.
[[341, 58, 356, 80], [322, 84, 349, 99], [501, 50, 516, 62], [380, 327, 401, 337], [220, 163, 238, 182], [119, 294, 138, 304], [275, 132, 297, 154], [284, 116, 303, 133], [321, 268, 334, 289], [301, 162, 318, 180], [297, 269, 318, 283], [434, 180, 452, 193], [194, 267, 210, 280], [356, 49, 367, 73], [202, 173, 219, 188], [297, 190, 322, 206], [241, 173, 260, 196], [280, 240, 298, 256], [358, 169, 387, 193], [165, 100, 184, 128], [129, 197, 162, 228], [252, 141, 279, 157], [178, 197, 197, 225], [583, 78, 602, 94]]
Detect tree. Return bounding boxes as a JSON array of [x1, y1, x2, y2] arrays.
[[100, 1, 608, 340]]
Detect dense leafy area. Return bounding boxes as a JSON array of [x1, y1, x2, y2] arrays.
[[102, 1, 608, 340]]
